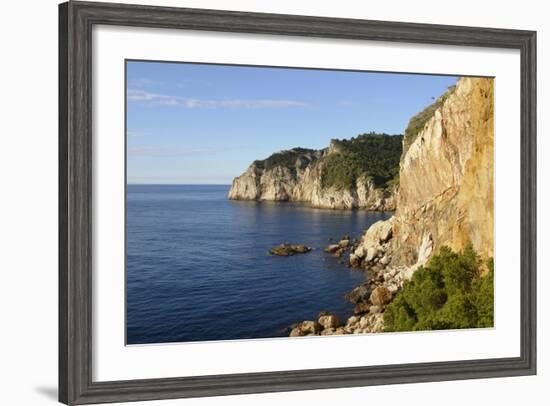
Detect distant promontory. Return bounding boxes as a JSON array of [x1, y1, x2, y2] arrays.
[[228, 133, 403, 211]]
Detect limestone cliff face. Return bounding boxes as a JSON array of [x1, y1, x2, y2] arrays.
[[353, 77, 494, 268], [289, 77, 494, 336], [228, 143, 397, 211]]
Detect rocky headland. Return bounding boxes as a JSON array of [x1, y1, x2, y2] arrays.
[[287, 77, 495, 336], [228, 133, 402, 210]]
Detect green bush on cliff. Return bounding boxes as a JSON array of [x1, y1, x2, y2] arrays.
[[403, 84, 456, 154], [384, 245, 494, 332], [320, 132, 402, 190], [254, 148, 316, 171]]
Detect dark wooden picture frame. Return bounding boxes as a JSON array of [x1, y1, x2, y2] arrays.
[[59, 1, 537, 404]]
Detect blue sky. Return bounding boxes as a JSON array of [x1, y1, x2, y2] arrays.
[[126, 61, 457, 184]]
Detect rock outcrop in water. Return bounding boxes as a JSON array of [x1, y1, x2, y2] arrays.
[[228, 134, 402, 210], [290, 77, 495, 336], [269, 243, 312, 256]]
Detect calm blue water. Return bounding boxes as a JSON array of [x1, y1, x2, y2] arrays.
[[126, 185, 391, 344]]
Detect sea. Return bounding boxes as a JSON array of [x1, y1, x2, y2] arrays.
[[126, 184, 391, 344]]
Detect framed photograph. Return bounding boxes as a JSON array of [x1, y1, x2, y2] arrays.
[[59, 1, 536, 404]]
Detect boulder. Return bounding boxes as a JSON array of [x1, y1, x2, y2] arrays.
[[359, 316, 371, 328], [324, 244, 341, 254], [352, 219, 394, 262], [318, 314, 340, 329], [365, 247, 378, 262], [269, 243, 312, 256], [347, 315, 360, 325], [364, 220, 393, 246], [349, 254, 361, 268], [370, 286, 393, 306], [354, 302, 371, 315], [369, 305, 382, 314], [338, 239, 350, 248], [379, 255, 390, 266], [300, 320, 321, 335], [387, 284, 399, 294], [289, 327, 304, 337], [293, 244, 312, 254], [371, 264, 384, 274], [345, 285, 371, 304]]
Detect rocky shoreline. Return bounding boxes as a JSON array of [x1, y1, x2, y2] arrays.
[[285, 77, 494, 337], [287, 219, 417, 336]]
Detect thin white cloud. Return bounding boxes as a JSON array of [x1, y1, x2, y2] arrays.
[[127, 89, 178, 105], [127, 89, 309, 109]]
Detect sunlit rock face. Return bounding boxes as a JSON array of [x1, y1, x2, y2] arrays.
[[228, 144, 397, 211], [391, 77, 494, 266], [285, 77, 494, 337], [231, 77, 494, 270]]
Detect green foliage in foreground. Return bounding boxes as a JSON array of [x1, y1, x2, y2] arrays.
[[320, 132, 403, 190], [384, 245, 494, 332]]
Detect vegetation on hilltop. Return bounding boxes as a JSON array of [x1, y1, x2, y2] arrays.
[[253, 148, 317, 171], [403, 84, 457, 154], [320, 132, 403, 190], [384, 244, 494, 332]]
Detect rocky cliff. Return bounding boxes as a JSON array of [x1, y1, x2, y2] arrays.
[[290, 77, 494, 337], [353, 77, 494, 270], [228, 134, 402, 210]]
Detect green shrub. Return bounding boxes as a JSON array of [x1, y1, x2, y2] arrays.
[[254, 148, 316, 171], [471, 257, 494, 328], [320, 132, 402, 190], [384, 245, 494, 332], [403, 84, 456, 154]]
